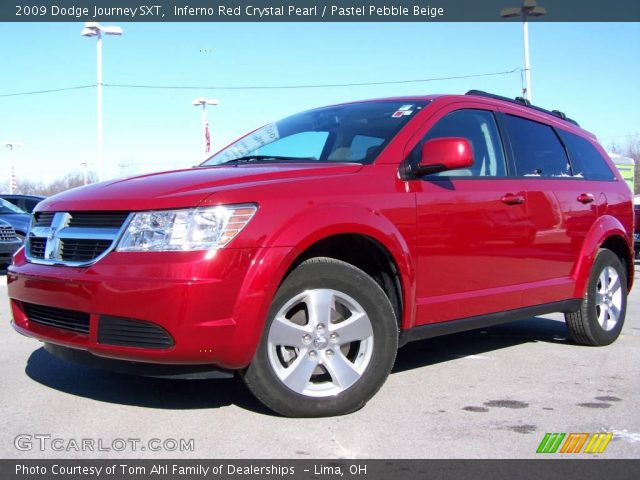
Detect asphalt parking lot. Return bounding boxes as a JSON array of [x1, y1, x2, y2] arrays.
[[1, 260, 639, 459]]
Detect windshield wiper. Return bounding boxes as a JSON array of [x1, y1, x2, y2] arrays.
[[223, 155, 316, 165]]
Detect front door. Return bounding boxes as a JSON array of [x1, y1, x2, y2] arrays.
[[411, 108, 531, 325]]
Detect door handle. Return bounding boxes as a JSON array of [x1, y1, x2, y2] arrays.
[[577, 193, 595, 204], [501, 193, 525, 205]]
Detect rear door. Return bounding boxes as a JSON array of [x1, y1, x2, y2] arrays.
[[500, 113, 601, 305]]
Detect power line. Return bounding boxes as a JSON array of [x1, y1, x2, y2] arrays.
[[0, 68, 520, 98], [0, 85, 95, 98], [106, 68, 521, 91]]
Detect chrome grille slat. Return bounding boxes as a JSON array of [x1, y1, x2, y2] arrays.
[[26, 211, 131, 267]]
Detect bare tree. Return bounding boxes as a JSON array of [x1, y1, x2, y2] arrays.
[[12, 172, 97, 197], [15, 179, 46, 195]]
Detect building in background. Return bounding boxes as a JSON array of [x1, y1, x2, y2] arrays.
[[608, 152, 635, 193]]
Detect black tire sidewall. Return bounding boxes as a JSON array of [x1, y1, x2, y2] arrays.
[[245, 258, 398, 417]]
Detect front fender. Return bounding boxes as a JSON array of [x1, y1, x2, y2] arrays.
[[266, 203, 417, 329]]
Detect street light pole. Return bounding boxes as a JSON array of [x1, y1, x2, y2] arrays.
[[96, 31, 103, 183], [500, 0, 547, 102], [4, 142, 21, 194], [522, 18, 532, 100], [192, 97, 220, 159], [81, 22, 123, 182]]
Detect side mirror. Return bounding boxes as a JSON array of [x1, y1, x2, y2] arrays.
[[414, 137, 474, 176]]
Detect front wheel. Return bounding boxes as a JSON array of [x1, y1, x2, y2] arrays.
[[243, 257, 398, 417], [565, 249, 627, 346]]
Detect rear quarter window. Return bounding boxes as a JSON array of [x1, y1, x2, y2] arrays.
[[558, 130, 616, 181]]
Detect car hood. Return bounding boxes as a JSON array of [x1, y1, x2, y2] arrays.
[[38, 163, 364, 212]]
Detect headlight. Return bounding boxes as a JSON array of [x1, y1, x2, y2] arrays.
[[116, 204, 257, 252]]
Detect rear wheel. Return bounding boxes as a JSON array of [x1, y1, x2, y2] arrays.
[[565, 249, 627, 346], [243, 257, 398, 417]]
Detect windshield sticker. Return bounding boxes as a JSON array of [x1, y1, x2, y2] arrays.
[[392, 108, 414, 118], [217, 123, 280, 163]]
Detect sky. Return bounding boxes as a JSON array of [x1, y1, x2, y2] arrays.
[[0, 21, 639, 186]]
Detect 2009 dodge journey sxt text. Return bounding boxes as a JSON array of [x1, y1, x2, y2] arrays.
[[8, 91, 634, 417]]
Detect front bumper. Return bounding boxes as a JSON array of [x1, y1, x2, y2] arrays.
[[8, 245, 296, 369]]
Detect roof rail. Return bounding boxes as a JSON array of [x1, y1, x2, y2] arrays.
[[465, 90, 580, 127]]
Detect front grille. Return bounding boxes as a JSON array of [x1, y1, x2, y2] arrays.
[[98, 316, 174, 349], [33, 212, 54, 227], [0, 226, 17, 241], [68, 212, 130, 228], [60, 239, 112, 262], [27, 211, 130, 266], [24, 302, 90, 334], [29, 238, 46, 258]]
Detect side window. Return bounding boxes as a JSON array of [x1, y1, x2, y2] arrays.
[[419, 109, 506, 177], [558, 130, 616, 181], [506, 115, 571, 177]]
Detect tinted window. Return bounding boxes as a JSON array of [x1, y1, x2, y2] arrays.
[[558, 130, 615, 181], [506, 115, 570, 178], [419, 109, 506, 177]]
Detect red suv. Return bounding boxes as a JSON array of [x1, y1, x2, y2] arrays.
[[8, 91, 634, 417]]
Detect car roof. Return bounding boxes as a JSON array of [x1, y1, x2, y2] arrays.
[[326, 92, 592, 138]]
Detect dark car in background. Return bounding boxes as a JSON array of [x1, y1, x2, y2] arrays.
[[0, 194, 45, 214], [0, 219, 22, 268], [0, 198, 31, 241]]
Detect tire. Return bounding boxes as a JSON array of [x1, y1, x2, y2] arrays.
[[243, 257, 398, 417], [565, 249, 627, 346]]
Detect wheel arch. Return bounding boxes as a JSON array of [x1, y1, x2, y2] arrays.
[[285, 233, 406, 330], [230, 205, 417, 368], [572, 215, 634, 298], [268, 203, 416, 330]]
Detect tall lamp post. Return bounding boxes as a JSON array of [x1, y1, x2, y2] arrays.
[[500, 0, 547, 102], [192, 97, 220, 159], [4, 142, 21, 194], [81, 22, 123, 182]]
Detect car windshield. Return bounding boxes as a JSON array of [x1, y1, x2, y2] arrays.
[[202, 100, 429, 166], [0, 198, 26, 214]]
